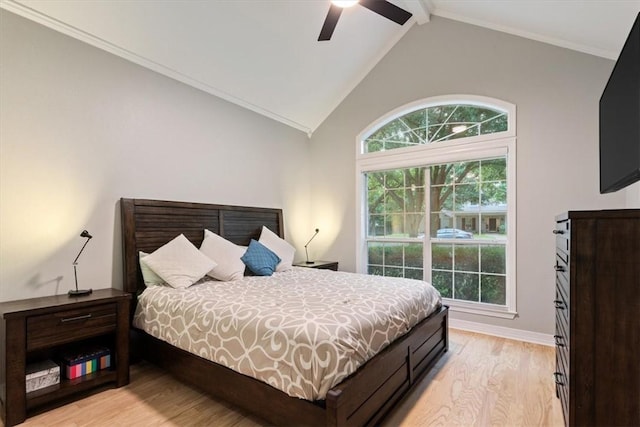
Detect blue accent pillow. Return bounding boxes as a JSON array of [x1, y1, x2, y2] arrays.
[[241, 239, 281, 276]]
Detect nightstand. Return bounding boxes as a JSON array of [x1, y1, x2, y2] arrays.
[[293, 261, 339, 271], [0, 289, 131, 426]]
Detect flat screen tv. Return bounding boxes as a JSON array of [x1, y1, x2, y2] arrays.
[[599, 12, 640, 194]]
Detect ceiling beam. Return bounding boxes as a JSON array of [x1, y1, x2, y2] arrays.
[[401, 0, 432, 25]]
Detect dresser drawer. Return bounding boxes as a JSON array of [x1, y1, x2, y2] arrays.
[[555, 287, 569, 322], [555, 255, 569, 302], [554, 220, 570, 256], [555, 319, 569, 369], [27, 303, 118, 350]]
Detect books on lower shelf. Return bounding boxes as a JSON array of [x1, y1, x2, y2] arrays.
[[26, 360, 60, 393], [60, 346, 111, 380]]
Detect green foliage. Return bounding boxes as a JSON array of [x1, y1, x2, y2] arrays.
[[454, 272, 479, 301], [432, 244, 452, 269], [480, 275, 506, 304], [367, 243, 424, 279], [430, 244, 506, 305], [455, 245, 479, 271], [480, 245, 505, 274], [432, 270, 452, 298], [367, 243, 383, 264]]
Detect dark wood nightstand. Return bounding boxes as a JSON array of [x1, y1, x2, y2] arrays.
[[293, 261, 338, 271], [0, 289, 131, 426]]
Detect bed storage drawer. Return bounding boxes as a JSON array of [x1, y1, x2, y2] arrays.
[[27, 303, 118, 350]]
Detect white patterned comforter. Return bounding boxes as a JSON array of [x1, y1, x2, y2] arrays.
[[133, 267, 441, 400]]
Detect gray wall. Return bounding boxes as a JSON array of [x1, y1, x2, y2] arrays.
[[309, 16, 635, 335], [0, 11, 310, 302], [2, 10, 637, 336]]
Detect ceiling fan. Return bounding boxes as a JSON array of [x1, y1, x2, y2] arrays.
[[318, 0, 413, 41]]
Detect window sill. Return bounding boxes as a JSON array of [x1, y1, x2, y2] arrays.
[[443, 299, 517, 319]]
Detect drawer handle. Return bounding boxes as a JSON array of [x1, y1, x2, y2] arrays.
[[553, 372, 565, 386], [554, 265, 565, 272], [554, 299, 565, 310], [552, 230, 564, 235], [60, 314, 92, 323], [554, 334, 565, 346]]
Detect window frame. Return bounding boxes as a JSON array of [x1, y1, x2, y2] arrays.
[[355, 95, 517, 319]]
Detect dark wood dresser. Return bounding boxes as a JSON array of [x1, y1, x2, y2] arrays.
[[554, 209, 639, 426]]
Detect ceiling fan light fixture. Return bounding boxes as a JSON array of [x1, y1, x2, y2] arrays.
[[331, 0, 359, 8], [319, 0, 412, 41]]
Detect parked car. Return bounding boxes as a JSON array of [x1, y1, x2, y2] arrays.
[[436, 228, 473, 239]]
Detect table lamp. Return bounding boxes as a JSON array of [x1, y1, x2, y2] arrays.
[[304, 228, 319, 264], [69, 230, 93, 297]]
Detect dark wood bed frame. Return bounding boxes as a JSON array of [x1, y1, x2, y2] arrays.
[[121, 198, 449, 426]]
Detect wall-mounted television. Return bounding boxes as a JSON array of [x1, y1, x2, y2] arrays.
[[599, 12, 640, 194]]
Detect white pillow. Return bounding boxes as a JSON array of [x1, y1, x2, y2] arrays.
[[258, 226, 295, 272], [142, 234, 216, 289], [139, 251, 166, 287], [199, 229, 246, 281]]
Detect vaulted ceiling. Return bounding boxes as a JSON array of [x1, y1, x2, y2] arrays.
[[2, 0, 638, 135]]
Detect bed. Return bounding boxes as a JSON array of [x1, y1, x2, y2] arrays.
[[121, 198, 449, 426]]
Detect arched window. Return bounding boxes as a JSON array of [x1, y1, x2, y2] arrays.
[[363, 103, 508, 153], [356, 96, 517, 318]]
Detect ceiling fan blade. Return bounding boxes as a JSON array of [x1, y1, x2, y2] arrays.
[[318, 4, 343, 41], [359, 0, 413, 25]]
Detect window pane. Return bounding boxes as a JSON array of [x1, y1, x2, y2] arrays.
[[368, 265, 383, 276], [480, 275, 506, 304], [432, 244, 452, 269], [454, 161, 480, 184], [454, 272, 479, 301], [480, 113, 508, 135], [456, 184, 480, 209], [455, 245, 479, 272], [481, 182, 506, 206], [481, 245, 506, 274], [368, 215, 384, 237], [367, 242, 384, 265], [384, 244, 403, 266], [405, 268, 423, 280], [432, 270, 452, 298], [385, 214, 404, 236], [481, 158, 506, 181], [399, 110, 427, 143], [366, 139, 383, 153], [431, 164, 455, 186], [368, 188, 384, 214], [431, 187, 454, 222], [386, 189, 404, 212], [406, 214, 424, 237], [385, 170, 404, 188], [405, 243, 423, 268]]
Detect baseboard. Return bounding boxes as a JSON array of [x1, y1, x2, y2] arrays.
[[449, 318, 555, 347]]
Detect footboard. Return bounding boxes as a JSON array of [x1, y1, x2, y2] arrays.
[[325, 305, 449, 426]]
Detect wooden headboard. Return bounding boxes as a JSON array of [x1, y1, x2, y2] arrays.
[[120, 198, 284, 303]]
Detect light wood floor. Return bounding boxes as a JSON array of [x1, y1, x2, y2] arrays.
[[12, 329, 564, 426]]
